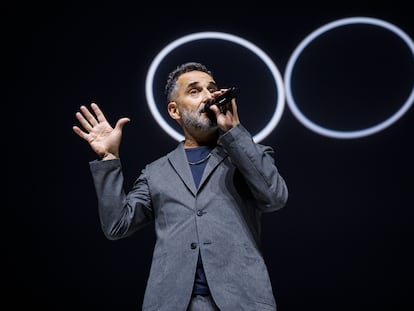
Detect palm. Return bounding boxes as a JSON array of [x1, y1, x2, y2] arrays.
[[87, 120, 121, 156], [73, 103, 130, 158]]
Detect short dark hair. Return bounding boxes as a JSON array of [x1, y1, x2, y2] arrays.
[[165, 62, 213, 102]]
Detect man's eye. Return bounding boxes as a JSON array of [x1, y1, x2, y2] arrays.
[[189, 89, 199, 95]]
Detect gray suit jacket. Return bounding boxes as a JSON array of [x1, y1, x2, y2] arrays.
[[89, 124, 288, 311]]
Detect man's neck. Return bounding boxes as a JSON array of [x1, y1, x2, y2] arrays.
[[181, 124, 220, 148], [184, 132, 218, 148]]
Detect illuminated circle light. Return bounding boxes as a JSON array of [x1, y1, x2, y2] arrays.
[[284, 16, 414, 139], [145, 31, 285, 142]]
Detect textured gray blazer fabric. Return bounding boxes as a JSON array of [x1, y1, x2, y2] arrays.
[[89, 124, 288, 311]]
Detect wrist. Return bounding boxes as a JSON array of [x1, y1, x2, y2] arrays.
[[101, 152, 118, 161]]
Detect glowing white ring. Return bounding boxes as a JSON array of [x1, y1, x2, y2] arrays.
[[284, 17, 414, 139], [145, 31, 285, 142]]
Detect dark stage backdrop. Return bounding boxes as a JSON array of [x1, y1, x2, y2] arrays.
[[10, 2, 413, 311]]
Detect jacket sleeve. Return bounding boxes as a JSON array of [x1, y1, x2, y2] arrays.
[[219, 124, 288, 212], [89, 158, 154, 240]]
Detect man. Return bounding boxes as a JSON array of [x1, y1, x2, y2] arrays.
[[73, 62, 288, 310]]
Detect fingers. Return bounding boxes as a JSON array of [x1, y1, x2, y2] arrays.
[[209, 98, 240, 132], [229, 98, 239, 123], [115, 117, 131, 130], [208, 104, 221, 116], [79, 104, 99, 127], [72, 125, 88, 140], [74, 102, 129, 140], [74, 103, 108, 131], [75, 110, 93, 132], [209, 99, 237, 118], [90, 103, 108, 124]]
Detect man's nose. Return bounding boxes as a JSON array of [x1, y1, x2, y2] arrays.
[[202, 90, 213, 102]]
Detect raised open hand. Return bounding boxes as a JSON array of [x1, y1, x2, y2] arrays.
[[73, 103, 130, 159]]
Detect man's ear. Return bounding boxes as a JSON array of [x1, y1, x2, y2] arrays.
[[167, 101, 180, 120]]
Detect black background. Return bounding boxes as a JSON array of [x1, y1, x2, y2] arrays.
[[9, 1, 414, 310]]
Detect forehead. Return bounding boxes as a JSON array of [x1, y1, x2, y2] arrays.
[[176, 70, 215, 87]]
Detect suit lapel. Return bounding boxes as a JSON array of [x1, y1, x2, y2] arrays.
[[168, 143, 228, 196], [168, 142, 198, 195], [199, 145, 227, 189]]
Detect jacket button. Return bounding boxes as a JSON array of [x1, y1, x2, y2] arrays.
[[190, 242, 197, 249], [196, 210, 204, 216]]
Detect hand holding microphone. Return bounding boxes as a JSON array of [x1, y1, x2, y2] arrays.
[[202, 86, 240, 131], [202, 86, 239, 115]]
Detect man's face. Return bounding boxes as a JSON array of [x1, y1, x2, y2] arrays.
[[173, 71, 219, 130]]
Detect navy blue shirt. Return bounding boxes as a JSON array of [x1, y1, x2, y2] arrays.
[[185, 146, 213, 296]]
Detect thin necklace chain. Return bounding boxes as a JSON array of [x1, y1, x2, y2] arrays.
[[188, 152, 212, 165]]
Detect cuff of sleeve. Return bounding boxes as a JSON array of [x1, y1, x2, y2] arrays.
[[89, 158, 121, 173], [219, 124, 252, 146]]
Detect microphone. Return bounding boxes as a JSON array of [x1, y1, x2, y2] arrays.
[[202, 87, 239, 114]]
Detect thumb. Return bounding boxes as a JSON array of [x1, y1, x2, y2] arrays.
[[115, 117, 131, 130]]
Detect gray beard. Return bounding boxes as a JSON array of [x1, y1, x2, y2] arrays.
[[181, 108, 218, 132]]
